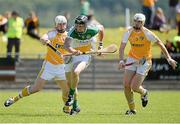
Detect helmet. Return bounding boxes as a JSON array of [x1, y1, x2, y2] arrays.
[[55, 15, 67, 26], [75, 15, 88, 25], [134, 13, 146, 23]]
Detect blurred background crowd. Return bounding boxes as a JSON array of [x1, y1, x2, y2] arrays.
[[0, 0, 180, 62]]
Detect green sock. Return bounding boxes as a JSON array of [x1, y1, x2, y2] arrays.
[[69, 88, 75, 96], [73, 100, 78, 109]]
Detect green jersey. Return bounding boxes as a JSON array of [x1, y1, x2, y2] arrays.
[[68, 26, 99, 52]]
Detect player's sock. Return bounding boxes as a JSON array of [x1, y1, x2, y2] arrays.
[[69, 88, 75, 96], [65, 88, 75, 106], [141, 89, 147, 97], [73, 100, 79, 109], [74, 89, 78, 101], [4, 86, 31, 107], [128, 101, 135, 111], [18, 85, 31, 99], [141, 89, 148, 107]]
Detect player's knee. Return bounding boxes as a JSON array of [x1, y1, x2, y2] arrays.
[[124, 84, 131, 91], [74, 70, 80, 75]]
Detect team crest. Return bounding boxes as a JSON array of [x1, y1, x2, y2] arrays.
[[82, 35, 85, 39], [86, 34, 91, 39]]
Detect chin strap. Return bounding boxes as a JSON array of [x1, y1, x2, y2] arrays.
[[133, 26, 141, 30], [57, 29, 65, 33]]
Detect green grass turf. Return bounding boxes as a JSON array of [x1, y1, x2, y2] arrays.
[[0, 90, 180, 123], [0, 28, 177, 59]]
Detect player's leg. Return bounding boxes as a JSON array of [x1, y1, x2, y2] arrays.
[[130, 73, 148, 107], [4, 77, 47, 107], [66, 61, 87, 115], [66, 72, 80, 113], [56, 80, 71, 114], [130, 60, 151, 107], [123, 57, 137, 115], [4, 61, 50, 107], [123, 69, 136, 115], [66, 61, 87, 106]]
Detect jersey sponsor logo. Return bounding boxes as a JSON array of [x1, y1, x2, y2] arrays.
[[75, 39, 89, 44], [130, 43, 144, 47], [79, 40, 89, 44]]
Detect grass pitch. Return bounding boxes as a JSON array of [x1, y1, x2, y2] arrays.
[[0, 90, 180, 123]]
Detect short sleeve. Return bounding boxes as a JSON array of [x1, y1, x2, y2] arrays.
[[47, 30, 57, 40], [122, 29, 132, 43], [143, 28, 160, 42]]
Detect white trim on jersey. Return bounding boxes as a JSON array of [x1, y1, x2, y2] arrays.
[[122, 27, 160, 44], [47, 29, 58, 39]]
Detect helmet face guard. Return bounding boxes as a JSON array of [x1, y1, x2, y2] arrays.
[[74, 15, 88, 34]]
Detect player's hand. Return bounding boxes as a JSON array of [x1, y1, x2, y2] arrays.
[[97, 42, 103, 56], [167, 58, 177, 70], [40, 39, 50, 45], [118, 60, 125, 70], [98, 45, 103, 50], [73, 50, 82, 56]]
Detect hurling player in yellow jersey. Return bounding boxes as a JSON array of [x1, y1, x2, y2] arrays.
[[118, 13, 177, 115], [4, 15, 71, 113]]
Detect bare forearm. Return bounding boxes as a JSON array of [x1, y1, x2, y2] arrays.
[[157, 41, 171, 59], [119, 43, 126, 61], [98, 27, 104, 41], [67, 47, 77, 53], [64, 37, 77, 53]]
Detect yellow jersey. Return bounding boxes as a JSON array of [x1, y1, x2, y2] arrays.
[[45, 30, 68, 64], [122, 27, 159, 60]]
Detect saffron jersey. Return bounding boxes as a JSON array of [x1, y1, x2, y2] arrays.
[[122, 27, 160, 60], [45, 30, 68, 64]]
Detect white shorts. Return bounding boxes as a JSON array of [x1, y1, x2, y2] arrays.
[[65, 55, 91, 72], [125, 57, 152, 76], [39, 61, 66, 81]]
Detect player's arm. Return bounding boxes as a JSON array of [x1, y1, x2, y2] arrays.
[[146, 29, 177, 70], [97, 25, 104, 50], [119, 42, 126, 62], [118, 30, 131, 69], [64, 37, 81, 55], [118, 42, 127, 69], [155, 40, 177, 69]]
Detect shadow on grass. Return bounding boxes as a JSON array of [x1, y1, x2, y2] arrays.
[[0, 111, 124, 117]]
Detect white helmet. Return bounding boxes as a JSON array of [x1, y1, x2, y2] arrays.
[[55, 15, 67, 26], [134, 13, 146, 23]]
